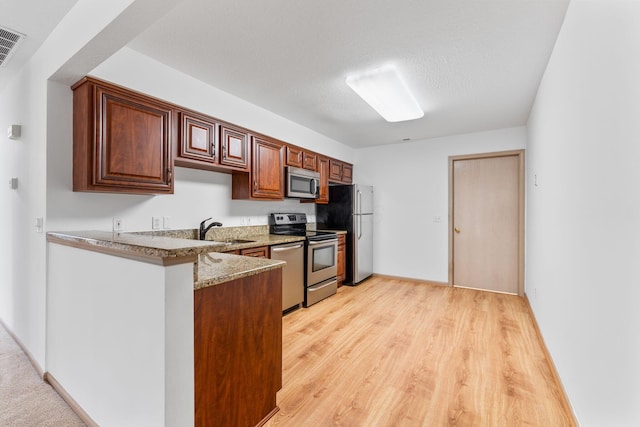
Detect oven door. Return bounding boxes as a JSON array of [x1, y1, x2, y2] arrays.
[[306, 238, 338, 286]]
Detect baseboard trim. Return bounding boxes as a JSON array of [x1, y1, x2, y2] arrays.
[[372, 274, 449, 287], [0, 317, 44, 378], [44, 372, 99, 427], [523, 294, 578, 427]]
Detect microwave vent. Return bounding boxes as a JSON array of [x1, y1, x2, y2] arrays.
[[0, 26, 26, 68]]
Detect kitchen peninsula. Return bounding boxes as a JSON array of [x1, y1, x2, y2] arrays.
[[46, 229, 301, 427]]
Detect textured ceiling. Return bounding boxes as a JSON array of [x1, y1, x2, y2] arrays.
[[128, 0, 570, 147], [2, 0, 570, 148]]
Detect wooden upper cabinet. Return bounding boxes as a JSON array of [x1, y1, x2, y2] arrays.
[[286, 145, 317, 171], [302, 152, 318, 171], [285, 146, 303, 168], [179, 111, 216, 163], [328, 159, 353, 184], [342, 163, 353, 184], [232, 136, 284, 200], [220, 124, 249, 171], [317, 157, 330, 204], [72, 77, 173, 194], [252, 137, 284, 199], [329, 159, 343, 182], [176, 111, 249, 173]]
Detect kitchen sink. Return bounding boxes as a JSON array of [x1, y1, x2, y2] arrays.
[[220, 238, 256, 244]]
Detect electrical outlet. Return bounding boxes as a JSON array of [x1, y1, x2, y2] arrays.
[[434, 215, 441, 223], [163, 216, 171, 229], [113, 218, 123, 232], [152, 216, 162, 230]]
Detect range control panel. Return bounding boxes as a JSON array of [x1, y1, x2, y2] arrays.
[[269, 213, 307, 225]]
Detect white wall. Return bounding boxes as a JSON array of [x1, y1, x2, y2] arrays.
[[0, 66, 48, 367], [355, 126, 526, 282], [527, 1, 640, 425], [47, 244, 194, 426]]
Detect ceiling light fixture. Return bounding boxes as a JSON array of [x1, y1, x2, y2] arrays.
[[346, 65, 423, 123]]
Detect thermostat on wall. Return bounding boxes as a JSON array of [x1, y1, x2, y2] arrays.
[[8, 124, 21, 140]]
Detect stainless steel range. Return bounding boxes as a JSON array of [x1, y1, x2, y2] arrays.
[[269, 213, 338, 307]]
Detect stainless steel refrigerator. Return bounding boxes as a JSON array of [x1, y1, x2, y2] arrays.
[[316, 184, 373, 285]]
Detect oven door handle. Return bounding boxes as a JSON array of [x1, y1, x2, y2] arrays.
[[308, 239, 338, 245]]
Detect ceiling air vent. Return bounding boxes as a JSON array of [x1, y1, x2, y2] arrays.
[[0, 26, 26, 68]]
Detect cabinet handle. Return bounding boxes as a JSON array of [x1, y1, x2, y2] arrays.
[[253, 179, 257, 191], [167, 167, 173, 184], [222, 144, 227, 159]]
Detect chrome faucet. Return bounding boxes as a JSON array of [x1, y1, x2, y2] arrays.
[[199, 218, 222, 240]]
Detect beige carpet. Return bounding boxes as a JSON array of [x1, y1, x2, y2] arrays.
[[0, 323, 85, 426]]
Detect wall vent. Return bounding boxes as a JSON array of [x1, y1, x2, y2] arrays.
[[0, 26, 26, 68]]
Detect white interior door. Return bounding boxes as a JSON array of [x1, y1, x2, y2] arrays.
[[451, 153, 521, 294]]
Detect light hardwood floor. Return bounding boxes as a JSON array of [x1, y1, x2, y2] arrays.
[[264, 276, 574, 426]]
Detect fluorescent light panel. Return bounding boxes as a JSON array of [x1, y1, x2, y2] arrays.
[[346, 66, 423, 122]]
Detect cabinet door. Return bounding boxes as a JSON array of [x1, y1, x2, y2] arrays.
[[252, 137, 284, 199], [240, 246, 270, 258], [220, 125, 249, 170], [285, 146, 303, 168], [342, 163, 353, 184], [337, 234, 346, 286], [179, 112, 216, 163], [93, 84, 173, 193], [316, 157, 330, 204], [194, 269, 282, 427], [302, 152, 318, 171], [329, 159, 343, 182]]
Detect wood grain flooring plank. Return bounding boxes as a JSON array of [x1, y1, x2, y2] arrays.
[[264, 277, 574, 426]]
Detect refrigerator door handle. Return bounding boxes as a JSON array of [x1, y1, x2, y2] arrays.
[[358, 214, 362, 239], [357, 189, 362, 215]]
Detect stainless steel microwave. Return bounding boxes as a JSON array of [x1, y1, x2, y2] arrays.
[[286, 166, 320, 199]]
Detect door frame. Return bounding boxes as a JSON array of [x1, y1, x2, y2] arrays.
[[448, 149, 525, 296]]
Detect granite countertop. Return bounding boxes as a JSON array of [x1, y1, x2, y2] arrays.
[[194, 252, 285, 290], [46, 229, 305, 289], [47, 230, 226, 266], [315, 229, 347, 235]]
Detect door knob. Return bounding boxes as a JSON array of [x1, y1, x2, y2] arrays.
[[454, 227, 461, 233]]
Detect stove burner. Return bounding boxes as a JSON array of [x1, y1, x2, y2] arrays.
[[269, 213, 337, 241]]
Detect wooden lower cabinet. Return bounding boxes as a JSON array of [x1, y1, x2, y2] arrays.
[[194, 268, 283, 427], [241, 246, 270, 258], [337, 234, 346, 287]]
